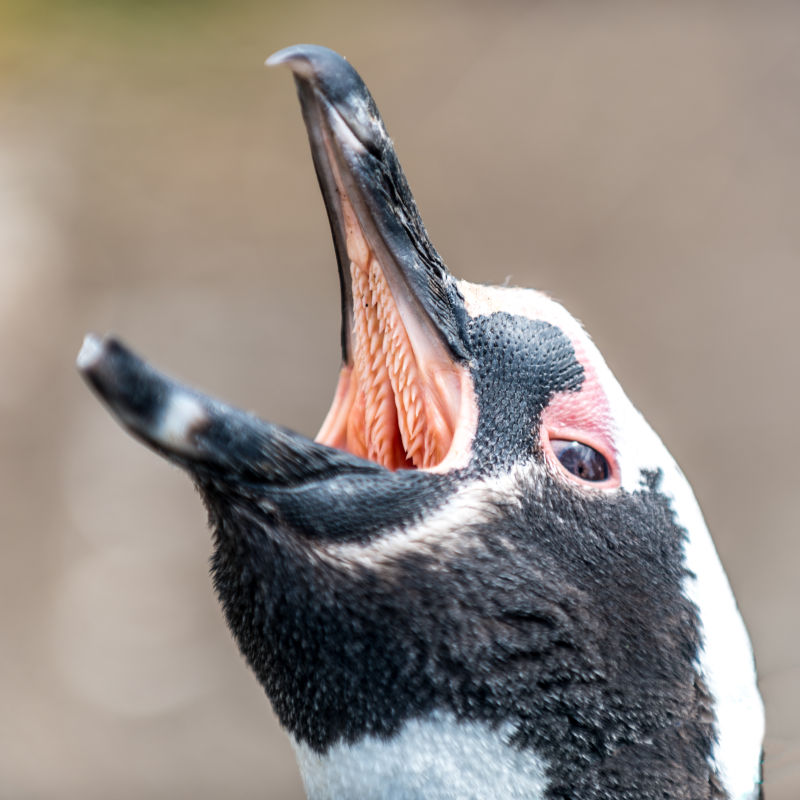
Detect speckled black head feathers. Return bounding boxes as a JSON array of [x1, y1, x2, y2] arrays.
[[207, 462, 720, 799]]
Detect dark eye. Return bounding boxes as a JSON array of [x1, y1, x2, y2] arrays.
[[550, 439, 610, 482]]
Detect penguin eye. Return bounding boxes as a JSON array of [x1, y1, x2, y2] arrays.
[[550, 439, 610, 482]]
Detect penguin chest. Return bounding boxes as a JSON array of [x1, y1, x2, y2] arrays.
[[292, 713, 549, 800]]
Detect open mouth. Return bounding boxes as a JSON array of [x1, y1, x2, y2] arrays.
[[268, 46, 476, 473], [312, 178, 475, 472], [78, 46, 478, 483], [314, 212, 466, 470]]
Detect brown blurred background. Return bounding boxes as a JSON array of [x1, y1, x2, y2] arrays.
[[1, 1, 798, 797]]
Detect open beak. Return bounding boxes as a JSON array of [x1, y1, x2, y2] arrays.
[[268, 45, 474, 471], [77, 45, 478, 487], [76, 333, 452, 542]]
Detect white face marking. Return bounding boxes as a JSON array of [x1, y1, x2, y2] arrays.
[[457, 279, 764, 797], [459, 281, 586, 338], [311, 470, 523, 570], [292, 713, 549, 800]]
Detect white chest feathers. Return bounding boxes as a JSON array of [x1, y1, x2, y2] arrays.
[[292, 713, 549, 800]]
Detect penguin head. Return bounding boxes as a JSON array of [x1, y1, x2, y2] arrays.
[[78, 45, 763, 800]]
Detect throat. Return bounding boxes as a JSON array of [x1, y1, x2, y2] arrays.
[[291, 713, 549, 800]]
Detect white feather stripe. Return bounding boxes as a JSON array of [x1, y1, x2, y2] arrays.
[[292, 714, 549, 800]]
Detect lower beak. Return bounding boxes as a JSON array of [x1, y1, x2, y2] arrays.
[[76, 333, 381, 485]]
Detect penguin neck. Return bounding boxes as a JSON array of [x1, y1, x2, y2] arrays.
[[291, 712, 550, 800]]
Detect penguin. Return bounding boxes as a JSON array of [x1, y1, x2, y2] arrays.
[[77, 45, 764, 800]]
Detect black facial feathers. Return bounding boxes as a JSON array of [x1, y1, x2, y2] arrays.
[[208, 467, 718, 799], [467, 312, 584, 470]]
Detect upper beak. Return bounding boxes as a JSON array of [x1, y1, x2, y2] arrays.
[[267, 45, 468, 365], [76, 46, 477, 481]]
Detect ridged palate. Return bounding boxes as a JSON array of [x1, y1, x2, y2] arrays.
[[347, 251, 444, 470]]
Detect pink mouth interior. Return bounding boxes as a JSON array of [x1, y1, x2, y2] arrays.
[[315, 196, 471, 471]]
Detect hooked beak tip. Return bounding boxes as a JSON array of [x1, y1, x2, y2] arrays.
[[265, 45, 323, 81]]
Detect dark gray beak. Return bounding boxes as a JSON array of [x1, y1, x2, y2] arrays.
[[76, 333, 380, 485], [77, 333, 449, 541], [267, 44, 468, 364]]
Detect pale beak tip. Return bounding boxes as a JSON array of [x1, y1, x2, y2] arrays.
[[265, 45, 330, 81], [76, 332, 105, 374]]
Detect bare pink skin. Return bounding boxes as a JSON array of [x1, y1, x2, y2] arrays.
[[540, 354, 620, 489]]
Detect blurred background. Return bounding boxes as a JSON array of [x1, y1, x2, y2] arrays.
[[1, 1, 798, 797]]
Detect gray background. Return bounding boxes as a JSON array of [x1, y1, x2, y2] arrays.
[[1, 1, 797, 797]]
